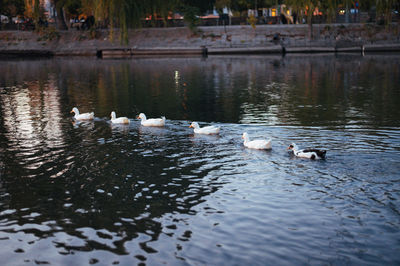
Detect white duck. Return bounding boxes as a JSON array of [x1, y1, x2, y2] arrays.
[[137, 113, 166, 127], [70, 107, 94, 120], [287, 143, 326, 160], [110, 111, 130, 124], [242, 132, 272, 150], [189, 122, 220, 135]]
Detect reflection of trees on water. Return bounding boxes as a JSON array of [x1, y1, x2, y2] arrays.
[[0, 55, 399, 258], [1, 55, 400, 127], [0, 60, 226, 256], [216, 54, 400, 127]]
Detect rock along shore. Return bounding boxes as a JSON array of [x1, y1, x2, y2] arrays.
[[0, 24, 399, 58]]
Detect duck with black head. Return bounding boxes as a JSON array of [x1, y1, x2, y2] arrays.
[[287, 143, 326, 160]]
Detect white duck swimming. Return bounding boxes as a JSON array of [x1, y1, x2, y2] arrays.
[[242, 132, 272, 150], [189, 122, 220, 135], [287, 143, 326, 160], [110, 111, 130, 124], [70, 107, 94, 120], [137, 113, 166, 127]]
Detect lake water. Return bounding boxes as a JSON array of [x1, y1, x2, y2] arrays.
[[0, 54, 399, 265]]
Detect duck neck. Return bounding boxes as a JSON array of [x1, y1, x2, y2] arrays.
[[291, 144, 299, 153], [73, 108, 80, 116], [243, 135, 250, 144], [111, 112, 116, 120]]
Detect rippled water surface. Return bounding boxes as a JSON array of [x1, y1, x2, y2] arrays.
[[0, 55, 400, 265]]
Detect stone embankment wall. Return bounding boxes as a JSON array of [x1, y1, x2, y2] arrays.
[[0, 24, 399, 57]]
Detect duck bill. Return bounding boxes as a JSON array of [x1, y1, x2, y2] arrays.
[[189, 125, 193, 128]]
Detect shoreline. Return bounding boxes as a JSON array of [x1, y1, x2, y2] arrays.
[[2, 44, 400, 58], [1, 24, 399, 58]]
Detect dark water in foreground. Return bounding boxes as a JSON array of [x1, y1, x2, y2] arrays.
[[0, 55, 399, 265]]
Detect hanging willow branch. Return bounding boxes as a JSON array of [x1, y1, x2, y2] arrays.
[[376, 0, 395, 26]]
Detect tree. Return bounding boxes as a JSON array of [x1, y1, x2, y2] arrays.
[[50, 0, 71, 30], [285, 0, 320, 39], [376, 0, 396, 26], [320, 0, 338, 24], [23, 0, 68, 30], [181, 0, 215, 14], [0, 0, 25, 17], [215, 0, 232, 9]]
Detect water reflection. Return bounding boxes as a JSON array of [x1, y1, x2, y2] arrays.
[[1, 55, 399, 127], [0, 55, 399, 265], [1, 78, 65, 174]]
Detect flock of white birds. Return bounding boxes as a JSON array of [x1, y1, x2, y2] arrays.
[[71, 107, 326, 160]]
